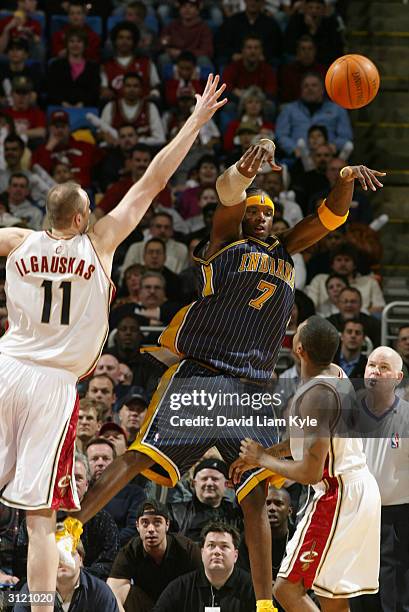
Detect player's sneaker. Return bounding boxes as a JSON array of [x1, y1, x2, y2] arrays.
[[56, 517, 83, 569]]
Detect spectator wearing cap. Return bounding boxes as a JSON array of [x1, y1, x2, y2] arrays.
[[101, 22, 160, 102], [159, 0, 214, 71], [51, 0, 101, 62], [100, 422, 128, 456], [279, 35, 326, 103], [0, 38, 43, 103], [222, 35, 277, 105], [215, 0, 282, 65], [0, 172, 42, 230], [285, 0, 344, 65], [86, 374, 116, 422], [47, 28, 100, 108], [14, 539, 119, 611], [118, 387, 149, 445], [164, 51, 205, 108], [108, 499, 202, 612], [223, 86, 274, 152], [305, 243, 385, 315], [224, 122, 260, 167], [101, 72, 165, 146], [168, 459, 243, 543], [86, 437, 146, 546], [3, 76, 46, 145], [31, 110, 101, 187], [153, 522, 255, 612]]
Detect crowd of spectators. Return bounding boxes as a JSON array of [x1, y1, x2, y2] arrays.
[[0, 0, 407, 611]]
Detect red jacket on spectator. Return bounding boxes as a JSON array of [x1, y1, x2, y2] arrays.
[[165, 78, 203, 108], [3, 107, 46, 134], [32, 137, 101, 188], [110, 99, 151, 135], [222, 60, 277, 98], [279, 61, 326, 103], [102, 56, 153, 97], [161, 19, 213, 59], [0, 16, 41, 40], [98, 177, 172, 214], [52, 25, 101, 62]]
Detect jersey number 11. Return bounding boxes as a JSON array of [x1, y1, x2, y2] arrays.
[[41, 280, 72, 325]]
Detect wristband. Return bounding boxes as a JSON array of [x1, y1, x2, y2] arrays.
[[216, 164, 255, 207], [317, 199, 349, 230]]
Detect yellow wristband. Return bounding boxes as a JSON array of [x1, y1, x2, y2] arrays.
[[317, 200, 349, 230]]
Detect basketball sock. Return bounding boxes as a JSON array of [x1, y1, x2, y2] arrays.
[[256, 600, 277, 612]]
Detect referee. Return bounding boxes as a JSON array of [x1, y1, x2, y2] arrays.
[[357, 346, 409, 612]]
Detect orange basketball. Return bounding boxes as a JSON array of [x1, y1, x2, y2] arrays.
[[325, 54, 380, 109]]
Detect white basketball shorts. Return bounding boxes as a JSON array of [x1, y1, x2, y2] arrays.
[[278, 466, 381, 598], [0, 353, 80, 511]]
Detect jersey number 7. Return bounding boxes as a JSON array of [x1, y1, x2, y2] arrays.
[[249, 280, 277, 310], [41, 280, 72, 325]]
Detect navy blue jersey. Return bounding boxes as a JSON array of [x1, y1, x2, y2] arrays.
[[160, 236, 295, 380]]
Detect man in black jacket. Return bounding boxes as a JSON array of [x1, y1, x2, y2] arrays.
[[334, 319, 367, 380], [169, 459, 243, 542], [153, 521, 255, 612]]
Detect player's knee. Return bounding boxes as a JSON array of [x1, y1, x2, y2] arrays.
[[273, 578, 295, 607]]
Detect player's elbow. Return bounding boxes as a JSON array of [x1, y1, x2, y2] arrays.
[[300, 465, 323, 485]]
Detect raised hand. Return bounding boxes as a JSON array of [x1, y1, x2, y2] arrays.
[[340, 165, 386, 191], [192, 74, 227, 126]]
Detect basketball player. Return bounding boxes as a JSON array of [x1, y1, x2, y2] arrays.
[[62, 151, 384, 612], [231, 316, 381, 611], [0, 74, 226, 612]]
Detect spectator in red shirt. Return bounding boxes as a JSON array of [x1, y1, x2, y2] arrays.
[[160, 0, 214, 71], [51, 0, 101, 62], [31, 110, 101, 188], [101, 22, 160, 102], [223, 35, 277, 104], [100, 72, 165, 146], [164, 51, 205, 108], [0, 0, 43, 59], [3, 76, 46, 146], [279, 34, 326, 103], [223, 86, 274, 151], [95, 144, 172, 218]]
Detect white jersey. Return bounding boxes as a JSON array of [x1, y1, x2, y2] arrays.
[[290, 365, 367, 482], [0, 231, 114, 378]]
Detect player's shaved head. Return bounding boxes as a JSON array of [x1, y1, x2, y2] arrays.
[[297, 315, 340, 366], [46, 181, 88, 230], [367, 346, 403, 374]]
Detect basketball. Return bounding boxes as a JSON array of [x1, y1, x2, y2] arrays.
[[325, 54, 380, 109]]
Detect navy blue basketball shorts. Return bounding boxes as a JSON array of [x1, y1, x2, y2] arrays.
[[129, 359, 286, 503]]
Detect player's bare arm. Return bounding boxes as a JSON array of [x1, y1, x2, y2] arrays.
[[90, 73, 226, 259], [208, 143, 279, 257], [0, 227, 33, 257], [230, 386, 337, 485], [279, 165, 386, 255]]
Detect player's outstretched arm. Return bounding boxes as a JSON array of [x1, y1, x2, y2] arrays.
[[0, 227, 33, 257], [91, 74, 226, 254], [280, 165, 386, 255]]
